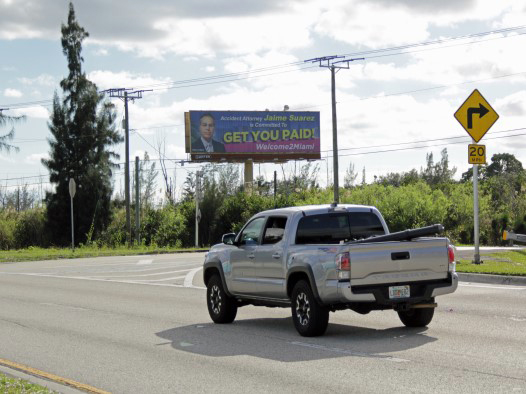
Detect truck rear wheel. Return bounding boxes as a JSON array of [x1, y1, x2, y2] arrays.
[[398, 307, 434, 327], [291, 280, 329, 337], [207, 275, 237, 324]]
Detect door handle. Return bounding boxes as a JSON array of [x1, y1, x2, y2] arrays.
[[247, 253, 255, 259], [272, 253, 281, 259]]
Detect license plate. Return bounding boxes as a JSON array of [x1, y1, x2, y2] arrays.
[[389, 285, 410, 299]]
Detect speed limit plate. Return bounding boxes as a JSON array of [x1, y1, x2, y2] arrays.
[[468, 144, 486, 165]]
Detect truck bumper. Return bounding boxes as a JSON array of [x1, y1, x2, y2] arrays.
[[337, 272, 458, 305]]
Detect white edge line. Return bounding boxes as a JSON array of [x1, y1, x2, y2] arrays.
[[459, 283, 526, 290]]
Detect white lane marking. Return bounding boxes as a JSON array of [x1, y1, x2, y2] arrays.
[[34, 257, 205, 269], [60, 262, 202, 275], [456, 246, 524, 251], [40, 303, 91, 311], [87, 268, 194, 278], [132, 275, 187, 283], [0, 262, 202, 276], [184, 267, 204, 288], [290, 341, 409, 363], [3, 272, 204, 288], [459, 283, 526, 290], [137, 259, 153, 265]]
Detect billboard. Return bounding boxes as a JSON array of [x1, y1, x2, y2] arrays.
[[185, 110, 320, 162]]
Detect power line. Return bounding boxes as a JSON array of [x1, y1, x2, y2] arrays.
[[342, 25, 526, 58], [361, 32, 526, 61], [324, 127, 526, 153], [2, 26, 525, 111], [330, 131, 526, 159], [3, 126, 525, 184]]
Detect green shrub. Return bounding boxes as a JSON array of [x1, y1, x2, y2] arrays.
[[97, 208, 127, 247], [140, 208, 163, 246], [151, 205, 186, 247], [13, 208, 46, 248], [0, 210, 16, 250]]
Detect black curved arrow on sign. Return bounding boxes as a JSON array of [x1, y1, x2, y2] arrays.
[[467, 103, 489, 129]]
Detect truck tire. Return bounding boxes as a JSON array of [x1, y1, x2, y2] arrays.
[[398, 307, 434, 327], [291, 280, 329, 337], [207, 275, 237, 324]]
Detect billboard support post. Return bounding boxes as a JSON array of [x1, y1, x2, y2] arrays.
[[244, 160, 253, 195], [274, 171, 277, 208]]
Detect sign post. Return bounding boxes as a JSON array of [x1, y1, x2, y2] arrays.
[[454, 89, 499, 264], [69, 178, 76, 252]]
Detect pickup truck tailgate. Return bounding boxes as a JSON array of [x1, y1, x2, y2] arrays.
[[349, 238, 449, 286]]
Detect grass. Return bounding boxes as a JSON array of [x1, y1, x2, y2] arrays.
[[0, 372, 57, 393], [456, 250, 526, 276], [0, 245, 207, 263]]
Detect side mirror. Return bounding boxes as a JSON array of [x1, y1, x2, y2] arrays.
[[222, 233, 236, 245]]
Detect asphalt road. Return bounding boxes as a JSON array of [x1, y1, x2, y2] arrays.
[[0, 253, 525, 393]]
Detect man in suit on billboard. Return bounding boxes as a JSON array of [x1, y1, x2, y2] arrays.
[[192, 113, 226, 153]]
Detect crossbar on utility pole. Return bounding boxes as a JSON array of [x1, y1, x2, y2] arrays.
[[103, 88, 151, 246], [305, 55, 364, 204]]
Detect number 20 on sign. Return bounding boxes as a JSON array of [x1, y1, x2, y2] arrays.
[[468, 144, 486, 164]]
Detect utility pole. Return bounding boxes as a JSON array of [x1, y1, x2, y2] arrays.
[[195, 170, 203, 247], [305, 56, 364, 204], [135, 156, 140, 245], [103, 88, 150, 246]]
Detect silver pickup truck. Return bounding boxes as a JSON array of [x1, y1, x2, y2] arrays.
[[203, 204, 458, 336]]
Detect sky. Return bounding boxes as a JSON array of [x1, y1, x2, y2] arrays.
[[1, 0, 526, 202]]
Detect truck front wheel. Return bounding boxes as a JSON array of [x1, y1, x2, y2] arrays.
[[398, 307, 434, 327], [291, 280, 329, 337], [207, 275, 237, 324]]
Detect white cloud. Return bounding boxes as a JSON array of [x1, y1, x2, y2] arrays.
[[93, 48, 108, 56], [496, 91, 526, 116], [4, 88, 22, 97], [88, 70, 171, 91], [11, 106, 49, 119], [25, 152, 48, 165], [18, 74, 55, 87], [0, 154, 16, 164]]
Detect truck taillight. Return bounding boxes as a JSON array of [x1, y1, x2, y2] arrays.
[[448, 245, 456, 273], [336, 252, 351, 280]]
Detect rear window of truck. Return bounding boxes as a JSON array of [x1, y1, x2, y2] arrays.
[[295, 212, 385, 244]]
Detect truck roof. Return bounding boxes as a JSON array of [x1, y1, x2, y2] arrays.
[[258, 204, 378, 217]]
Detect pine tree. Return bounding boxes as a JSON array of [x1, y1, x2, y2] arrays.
[[0, 111, 24, 153], [42, 3, 122, 245]]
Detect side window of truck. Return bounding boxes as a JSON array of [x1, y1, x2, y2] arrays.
[[295, 213, 351, 244], [239, 217, 266, 245], [262, 216, 287, 245], [349, 212, 385, 240]]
